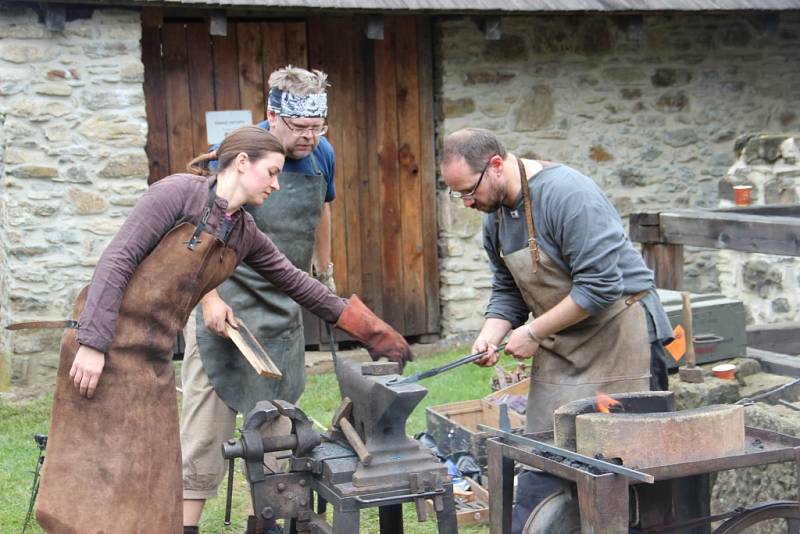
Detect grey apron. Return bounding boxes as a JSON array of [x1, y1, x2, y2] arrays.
[[198, 155, 327, 413], [500, 158, 651, 433]]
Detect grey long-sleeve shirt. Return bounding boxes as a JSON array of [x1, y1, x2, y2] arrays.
[[77, 173, 346, 353], [483, 164, 672, 343]]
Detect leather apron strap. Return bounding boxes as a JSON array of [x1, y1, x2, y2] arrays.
[[518, 156, 540, 273]]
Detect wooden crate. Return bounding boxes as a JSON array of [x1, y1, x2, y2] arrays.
[[425, 379, 527, 466]]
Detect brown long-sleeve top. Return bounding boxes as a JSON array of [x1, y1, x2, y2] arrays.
[[77, 173, 346, 353]]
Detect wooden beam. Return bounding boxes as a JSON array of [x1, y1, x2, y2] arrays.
[[641, 243, 683, 290], [142, 6, 163, 29], [747, 347, 800, 377], [630, 206, 800, 257], [747, 323, 800, 355]]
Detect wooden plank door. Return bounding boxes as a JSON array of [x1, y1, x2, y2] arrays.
[[142, 16, 439, 341]]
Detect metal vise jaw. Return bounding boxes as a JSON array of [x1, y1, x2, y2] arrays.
[[222, 400, 321, 531], [335, 359, 448, 488]]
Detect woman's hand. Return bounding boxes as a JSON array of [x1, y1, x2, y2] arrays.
[[201, 291, 237, 337], [69, 345, 105, 398]]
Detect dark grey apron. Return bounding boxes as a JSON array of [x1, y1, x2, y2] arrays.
[[500, 158, 651, 433], [198, 155, 327, 413]]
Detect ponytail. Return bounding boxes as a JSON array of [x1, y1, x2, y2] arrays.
[[186, 126, 286, 176]]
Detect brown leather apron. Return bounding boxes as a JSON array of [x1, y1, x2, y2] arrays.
[[37, 210, 237, 533], [501, 158, 651, 433]]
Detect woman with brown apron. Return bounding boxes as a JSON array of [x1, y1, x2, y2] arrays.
[[36, 126, 412, 534], [440, 128, 671, 534]]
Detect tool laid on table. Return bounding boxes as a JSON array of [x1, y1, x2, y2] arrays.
[[331, 396, 372, 466], [386, 344, 507, 386]]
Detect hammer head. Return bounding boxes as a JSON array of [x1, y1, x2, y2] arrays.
[[331, 396, 353, 428]]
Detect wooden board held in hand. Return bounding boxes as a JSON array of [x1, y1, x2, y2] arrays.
[[224, 319, 282, 379]]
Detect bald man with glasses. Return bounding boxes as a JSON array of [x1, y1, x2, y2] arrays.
[[441, 128, 672, 534], [181, 66, 340, 534]]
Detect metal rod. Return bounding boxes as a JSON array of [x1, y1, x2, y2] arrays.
[[736, 376, 800, 405], [388, 344, 507, 385], [481, 426, 655, 484], [223, 457, 234, 526]]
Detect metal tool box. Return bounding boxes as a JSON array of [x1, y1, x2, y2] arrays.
[[656, 289, 747, 369]]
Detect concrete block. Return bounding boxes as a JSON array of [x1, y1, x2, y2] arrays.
[[576, 404, 744, 469]]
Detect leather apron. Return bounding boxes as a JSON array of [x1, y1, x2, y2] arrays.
[[37, 190, 238, 534], [198, 155, 327, 414], [500, 159, 651, 434]]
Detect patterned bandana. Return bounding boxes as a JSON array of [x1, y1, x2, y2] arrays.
[[267, 88, 328, 118]]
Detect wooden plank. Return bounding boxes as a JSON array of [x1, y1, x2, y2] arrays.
[[628, 211, 662, 243], [262, 22, 288, 80], [658, 210, 800, 257], [641, 243, 683, 290], [416, 16, 440, 335], [141, 24, 170, 184], [285, 21, 308, 68], [746, 347, 800, 377], [236, 22, 265, 123], [186, 22, 214, 156], [162, 22, 194, 175], [357, 17, 384, 318], [316, 18, 362, 299], [373, 17, 404, 332], [212, 24, 240, 111], [394, 16, 426, 335], [747, 323, 800, 355]]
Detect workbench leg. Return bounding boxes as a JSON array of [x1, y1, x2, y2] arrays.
[[576, 474, 629, 534], [435, 483, 458, 534], [488, 439, 514, 534], [379, 503, 403, 534], [332, 509, 360, 534]]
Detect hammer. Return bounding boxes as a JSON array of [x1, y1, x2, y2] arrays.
[[331, 397, 373, 466], [678, 292, 704, 383]]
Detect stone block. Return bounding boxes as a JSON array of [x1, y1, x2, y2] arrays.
[[34, 82, 72, 96], [78, 114, 146, 146], [515, 86, 554, 131], [99, 152, 149, 178], [483, 35, 527, 62], [10, 165, 59, 179], [9, 99, 72, 120], [576, 404, 745, 468], [670, 374, 740, 411], [441, 97, 475, 118], [68, 187, 107, 214], [0, 43, 58, 63]]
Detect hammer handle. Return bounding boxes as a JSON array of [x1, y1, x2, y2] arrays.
[[339, 418, 373, 466], [681, 292, 696, 367]]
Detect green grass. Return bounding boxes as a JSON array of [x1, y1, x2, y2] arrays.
[[1, 346, 513, 533]]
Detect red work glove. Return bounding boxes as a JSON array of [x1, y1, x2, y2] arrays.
[[335, 295, 413, 372]]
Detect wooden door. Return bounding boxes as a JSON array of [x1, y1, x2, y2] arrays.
[[142, 16, 439, 341]]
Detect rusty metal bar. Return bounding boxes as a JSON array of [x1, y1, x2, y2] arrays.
[[482, 426, 655, 484]]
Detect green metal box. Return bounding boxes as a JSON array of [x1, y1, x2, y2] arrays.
[[656, 289, 747, 369]]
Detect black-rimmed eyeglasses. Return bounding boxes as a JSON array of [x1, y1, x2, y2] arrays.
[[449, 156, 494, 200], [280, 116, 328, 136]]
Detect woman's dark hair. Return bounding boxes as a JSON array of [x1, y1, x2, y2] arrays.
[[187, 126, 286, 176]]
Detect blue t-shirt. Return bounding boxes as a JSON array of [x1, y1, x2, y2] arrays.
[[210, 120, 336, 202]]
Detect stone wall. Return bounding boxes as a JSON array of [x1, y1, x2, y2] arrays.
[[0, 4, 147, 385], [717, 134, 800, 325], [435, 12, 800, 336]]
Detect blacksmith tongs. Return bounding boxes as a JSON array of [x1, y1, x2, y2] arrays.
[[386, 343, 507, 386]]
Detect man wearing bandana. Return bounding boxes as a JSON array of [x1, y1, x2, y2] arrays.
[[180, 66, 339, 534]]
